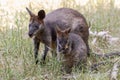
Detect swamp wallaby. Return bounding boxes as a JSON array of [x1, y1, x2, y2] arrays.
[[56, 27, 87, 73]]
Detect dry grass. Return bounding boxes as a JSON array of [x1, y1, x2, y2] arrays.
[[0, 0, 120, 80]]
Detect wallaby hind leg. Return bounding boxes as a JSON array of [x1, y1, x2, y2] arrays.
[[84, 38, 90, 56], [33, 38, 40, 64]]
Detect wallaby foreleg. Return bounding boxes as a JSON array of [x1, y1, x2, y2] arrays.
[[42, 45, 49, 61], [33, 39, 40, 64]]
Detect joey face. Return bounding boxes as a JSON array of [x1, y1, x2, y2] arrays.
[[57, 35, 69, 52], [56, 27, 71, 53]]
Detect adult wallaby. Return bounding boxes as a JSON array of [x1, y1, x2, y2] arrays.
[[26, 8, 89, 64], [56, 27, 87, 74]]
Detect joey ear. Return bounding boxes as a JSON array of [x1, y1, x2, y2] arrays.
[[56, 26, 62, 35], [26, 7, 35, 17], [38, 10, 45, 20], [65, 28, 71, 34]]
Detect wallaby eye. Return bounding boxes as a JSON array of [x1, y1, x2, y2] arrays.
[[35, 25, 38, 28]]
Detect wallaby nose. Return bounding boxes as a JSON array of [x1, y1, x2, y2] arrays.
[[28, 33, 33, 38]]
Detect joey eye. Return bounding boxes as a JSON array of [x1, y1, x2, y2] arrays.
[[59, 41, 62, 44]]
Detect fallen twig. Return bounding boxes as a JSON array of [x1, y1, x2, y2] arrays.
[[90, 61, 112, 71], [109, 58, 120, 80], [93, 51, 120, 58], [90, 58, 120, 71]]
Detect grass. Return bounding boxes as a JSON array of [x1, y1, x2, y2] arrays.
[[0, 0, 120, 80]]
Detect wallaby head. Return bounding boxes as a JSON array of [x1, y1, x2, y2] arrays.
[[26, 7, 46, 38], [56, 27, 71, 53]]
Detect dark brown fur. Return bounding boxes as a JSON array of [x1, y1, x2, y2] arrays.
[[56, 27, 87, 73], [26, 8, 89, 64]]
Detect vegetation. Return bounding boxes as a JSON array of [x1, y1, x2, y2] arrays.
[[0, 0, 120, 80]]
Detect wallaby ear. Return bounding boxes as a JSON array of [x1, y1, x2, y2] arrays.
[[26, 7, 35, 17], [38, 10, 45, 20], [65, 28, 71, 34]]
